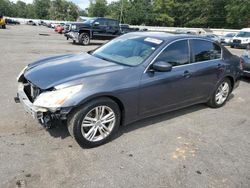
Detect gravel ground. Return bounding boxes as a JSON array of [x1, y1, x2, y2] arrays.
[[0, 25, 249, 188]]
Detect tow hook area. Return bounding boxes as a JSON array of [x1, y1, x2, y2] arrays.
[[38, 110, 70, 129], [14, 96, 20, 103], [39, 114, 52, 129], [14, 93, 20, 103]]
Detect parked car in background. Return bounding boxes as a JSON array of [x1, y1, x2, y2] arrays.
[[55, 24, 65, 34], [175, 29, 198, 35], [51, 23, 59, 28], [119, 24, 139, 34], [0, 15, 6, 29], [220, 33, 236, 45], [204, 34, 221, 43], [27, 20, 37, 26], [67, 17, 121, 45], [240, 50, 250, 77], [231, 28, 250, 49], [6, 18, 20, 25], [15, 32, 242, 147]]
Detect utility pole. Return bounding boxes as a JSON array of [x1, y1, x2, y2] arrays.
[[120, 0, 123, 24]]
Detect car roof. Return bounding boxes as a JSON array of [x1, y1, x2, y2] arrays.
[[125, 32, 213, 42], [241, 28, 250, 32]]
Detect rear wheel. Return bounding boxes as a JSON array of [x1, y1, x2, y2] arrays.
[[67, 98, 121, 148], [207, 78, 231, 108], [79, 33, 90, 45]]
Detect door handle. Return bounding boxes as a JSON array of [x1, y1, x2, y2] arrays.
[[183, 70, 192, 78]]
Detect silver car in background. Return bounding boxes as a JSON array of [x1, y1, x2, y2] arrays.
[[221, 33, 236, 45]]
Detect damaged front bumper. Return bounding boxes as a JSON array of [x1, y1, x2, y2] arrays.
[[14, 83, 71, 128], [67, 31, 79, 43]]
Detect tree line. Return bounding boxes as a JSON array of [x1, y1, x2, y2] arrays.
[[0, 0, 83, 21], [1, 0, 250, 29]]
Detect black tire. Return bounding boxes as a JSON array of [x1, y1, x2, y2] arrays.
[[2, 24, 6, 29], [67, 97, 121, 148], [207, 78, 232, 108], [79, 32, 90, 45]]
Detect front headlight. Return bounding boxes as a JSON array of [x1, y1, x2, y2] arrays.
[[243, 39, 250, 43], [33, 84, 83, 108]]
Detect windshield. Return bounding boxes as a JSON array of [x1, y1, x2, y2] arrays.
[[225, 33, 235, 37], [92, 36, 163, 66], [236, 31, 250, 38]]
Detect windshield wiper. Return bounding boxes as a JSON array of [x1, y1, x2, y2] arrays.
[[92, 54, 120, 64]]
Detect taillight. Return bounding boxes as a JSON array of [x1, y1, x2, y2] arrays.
[[240, 59, 244, 70]]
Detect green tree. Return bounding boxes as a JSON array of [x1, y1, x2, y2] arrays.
[[107, 0, 130, 23], [26, 4, 36, 19], [183, 0, 210, 27], [0, 0, 13, 16], [88, 0, 108, 17], [34, 0, 50, 19], [14, 1, 28, 18], [49, 0, 79, 21], [226, 0, 250, 28], [153, 0, 174, 26], [126, 0, 155, 25]]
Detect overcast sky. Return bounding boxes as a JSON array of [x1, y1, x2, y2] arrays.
[[10, 0, 117, 9]]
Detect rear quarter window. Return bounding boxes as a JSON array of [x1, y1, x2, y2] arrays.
[[192, 39, 222, 62]]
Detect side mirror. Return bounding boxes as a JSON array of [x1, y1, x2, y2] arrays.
[[152, 61, 172, 72], [93, 22, 99, 26]]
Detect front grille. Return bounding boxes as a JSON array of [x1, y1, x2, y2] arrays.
[[233, 39, 241, 44], [23, 79, 41, 102]]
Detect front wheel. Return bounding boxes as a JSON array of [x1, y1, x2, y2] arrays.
[[79, 33, 90, 45], [246, 44, 250, 50], [67, 98, 121, 148], [207, 78, 231, 108]]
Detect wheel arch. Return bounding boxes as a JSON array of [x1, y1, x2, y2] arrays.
[[73, 94, 126, 125], [79, 29, 92, 38], [225, 75, 235, 92]]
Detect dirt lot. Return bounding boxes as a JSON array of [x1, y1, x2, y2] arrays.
[[0, 25, 249, 188]]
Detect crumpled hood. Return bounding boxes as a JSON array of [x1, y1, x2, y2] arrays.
[[24, 53, 127, 90]]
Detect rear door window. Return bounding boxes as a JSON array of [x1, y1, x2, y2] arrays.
[[191, 39, 221, 62], [107, 20, 119, 27], [155, 40, 189, 67]]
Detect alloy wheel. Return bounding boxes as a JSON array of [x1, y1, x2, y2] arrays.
[[83, 34, 89, 45], [81, 106, 116, 142], [215, 82, 230, 105]]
